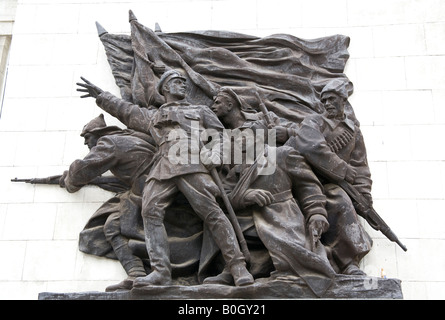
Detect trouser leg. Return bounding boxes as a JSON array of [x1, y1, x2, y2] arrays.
[[323, 183, 372, 274], [134, 179, 177, 286], [290, 154, 328, 219], [176, 173, 253, 286], [176, 174, 241, 265], [104, 212, 146, 276], [104, 212, 146, 291]]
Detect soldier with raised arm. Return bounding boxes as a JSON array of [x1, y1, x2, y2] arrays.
[[76, 70, 254, 287]]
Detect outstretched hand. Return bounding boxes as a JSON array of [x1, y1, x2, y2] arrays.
[[76, 77, 103, 99]]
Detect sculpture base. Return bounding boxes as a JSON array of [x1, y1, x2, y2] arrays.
[[38, 275, 403, 300]]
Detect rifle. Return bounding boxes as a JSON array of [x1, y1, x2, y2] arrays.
[[209, 167, 251, 263], [255, 92, 273, 128], [11, 175, 129, 193], [200, 141, 251, 264], [253, 94, 407, 252], [337, 180, 407, 252]]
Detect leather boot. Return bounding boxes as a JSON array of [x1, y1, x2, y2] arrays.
[[106, 237, 147, 292], [133, 218, 172, 287], [203, 210, 253, 286], [230, 262, 254, 286], [106, 276, 137, 292], [203, 267, 234, 286]]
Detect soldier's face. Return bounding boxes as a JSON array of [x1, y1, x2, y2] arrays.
[[321, 92, 345, 118], [84, 133, 99, 150], [211, 94, 232, 118], [165, 77, 187, 100]]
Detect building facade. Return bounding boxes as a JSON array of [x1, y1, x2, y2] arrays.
[[0, 0, 444, 299]]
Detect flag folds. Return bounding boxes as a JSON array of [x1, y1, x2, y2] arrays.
[[98, 10, 353, 123]]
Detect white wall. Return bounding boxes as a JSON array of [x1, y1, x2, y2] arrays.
[[0, 0, 444, 300], [0, 0, 17, 106]]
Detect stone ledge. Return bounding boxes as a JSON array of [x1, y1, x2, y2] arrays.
[[38, 275, 403, 300]]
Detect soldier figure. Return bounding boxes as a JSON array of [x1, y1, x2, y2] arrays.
[[61, 114, 156, 291], [289, 79, 373, 275], [77, 70, 254, 287], [206, 87, 337, 297]]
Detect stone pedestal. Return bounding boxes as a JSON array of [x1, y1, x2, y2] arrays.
[[38, 275, 403, 300]]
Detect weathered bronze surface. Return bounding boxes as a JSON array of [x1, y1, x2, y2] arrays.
[[27, 10, 406, 299]]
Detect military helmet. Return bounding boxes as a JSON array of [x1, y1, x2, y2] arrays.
[[156, 69, 187, 95], [80, 114, 121, 137]]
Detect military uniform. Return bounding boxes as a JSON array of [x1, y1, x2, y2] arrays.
[[203, 90, 335, 295], [95, 82, 252, 285], [64, 115, 156, 291], [291, 106, 373, 274]]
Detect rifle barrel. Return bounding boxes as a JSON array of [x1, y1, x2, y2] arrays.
[[11, 178, 31, 183], [396, 240, 408, 252], [11, 175, 62, 184], [338, 180, 407, 252]]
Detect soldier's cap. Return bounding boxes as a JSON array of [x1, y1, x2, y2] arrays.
[[214, 87, 245, 110], [80, 114, 121, 137], [321, 79, 350, 99], [156, 69, 187, 95]]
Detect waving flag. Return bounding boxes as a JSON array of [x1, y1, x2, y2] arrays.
[[98, 10, 353, 123]]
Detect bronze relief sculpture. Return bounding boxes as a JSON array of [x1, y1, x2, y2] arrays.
[[24, 10, 406, 299]]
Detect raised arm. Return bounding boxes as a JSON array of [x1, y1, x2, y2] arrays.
[[77, 76, 104, 98], [77, 77, 155, 134]]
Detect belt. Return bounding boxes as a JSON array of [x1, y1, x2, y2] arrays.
[[271, 190, 294, 203]]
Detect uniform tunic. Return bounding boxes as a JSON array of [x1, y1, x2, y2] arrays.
[[292, 112, 373, 272]]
